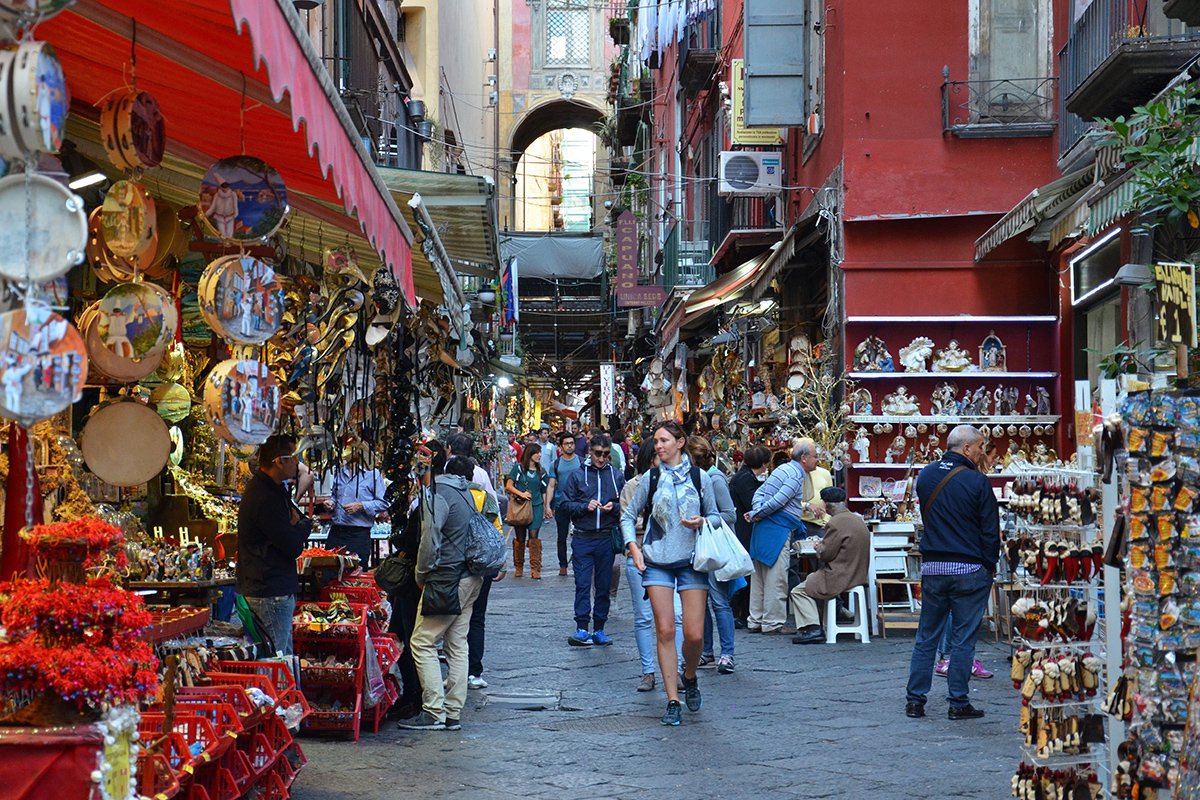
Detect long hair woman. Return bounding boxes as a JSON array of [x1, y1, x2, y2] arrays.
[[620, 421, 724, 726], [685, 436, 739, 675], [505, 442, 550, 579]]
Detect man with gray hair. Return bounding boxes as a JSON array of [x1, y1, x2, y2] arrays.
[[745, 439, 823, 634], [905, 424, 999, 721], [789, 486, 871, 644]]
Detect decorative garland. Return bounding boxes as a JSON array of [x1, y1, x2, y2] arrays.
[[168, 465, 239, 531]]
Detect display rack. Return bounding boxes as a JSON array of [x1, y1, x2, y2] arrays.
[[294, 601, 368, 742]]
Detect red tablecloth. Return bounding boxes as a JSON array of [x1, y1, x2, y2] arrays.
[[0, 725, 103, 800]]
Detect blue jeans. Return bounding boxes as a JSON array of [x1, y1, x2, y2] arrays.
[[572, 535, 614, 630], [626, 557, 683, 674], [905, 569, 993, 708], [243, 594, 296, 656], [703, 573, 735, 658]]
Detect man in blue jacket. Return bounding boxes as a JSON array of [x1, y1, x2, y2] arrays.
[[560, 433, 626, 646], [905, 424, 999, 721]]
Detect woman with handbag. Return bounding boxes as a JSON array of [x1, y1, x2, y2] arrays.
[[505, 443, 550, 579], [686, 437, 740, 675]]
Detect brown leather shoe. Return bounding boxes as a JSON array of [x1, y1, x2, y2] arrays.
[[558, 567, 568, 576]]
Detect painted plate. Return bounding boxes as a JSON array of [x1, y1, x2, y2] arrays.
[[96, 282, 171, 360], [101, 180, 156, 258], [203, 359, 281, 445], [81, 303, 163, 384], [81, 397, 171, 486], [199, 155, 289, 242], [150, 381, 191, 424], [0, 305, 86, 426], [0, 173, 85, 283], [198, 255, 285, 345]]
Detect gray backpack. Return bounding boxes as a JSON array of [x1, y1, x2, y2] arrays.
[[457, 488, 507, 575]]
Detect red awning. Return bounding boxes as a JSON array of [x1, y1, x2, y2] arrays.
[[40, 0, 415, 302]]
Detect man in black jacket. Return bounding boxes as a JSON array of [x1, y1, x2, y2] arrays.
[[905, 424, 999, 721], [237, 435, 312, 656], [728, 445, 771, 627], [560, 433, 626, 646]]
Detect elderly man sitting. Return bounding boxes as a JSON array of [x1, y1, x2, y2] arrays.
[[789, 487, 871, 644]]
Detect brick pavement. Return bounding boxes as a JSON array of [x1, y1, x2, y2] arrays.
[[291, 568, 1019, 799]]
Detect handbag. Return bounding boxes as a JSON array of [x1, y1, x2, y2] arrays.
[[505, 471, 534, 526], [420, 567, 463, 616], [374, 553, 415, 594]]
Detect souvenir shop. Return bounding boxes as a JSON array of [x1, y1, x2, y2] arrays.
[[0, 2, 479, 799]]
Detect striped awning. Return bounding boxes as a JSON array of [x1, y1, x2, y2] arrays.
[[1087, 177, 1139, 235], [974, 166, 1095, 261]]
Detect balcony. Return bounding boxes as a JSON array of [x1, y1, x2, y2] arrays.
[[679, 8, 719, 94], [661, 223, 715, 293], [940, 71, 1056, 138], [1165, 0, 1200, 26], [708, 194, 784, 268], [1061, 0, 1200, 120]]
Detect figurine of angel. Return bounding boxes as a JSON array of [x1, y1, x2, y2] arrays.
[[853, 428, 870, 462], [970, 387, 991, 416], [1035, 386, 1051, 416]]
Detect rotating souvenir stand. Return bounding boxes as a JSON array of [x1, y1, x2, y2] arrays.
[[1004, 464, 1112, 795]]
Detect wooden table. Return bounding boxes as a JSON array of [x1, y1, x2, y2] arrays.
[[125, 577, 235, 607]]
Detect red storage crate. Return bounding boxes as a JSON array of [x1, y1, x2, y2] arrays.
[[140, 712, 225, 768], [137, 751, 182, 799], [319, 583, 384, 606], [302, 691, 362, 742], [177, 686, 261, 729], [169, 698, 243, 744], [292, 602, 368, 644], [188, 764, 239, 800], [212, 661, 311, 722]]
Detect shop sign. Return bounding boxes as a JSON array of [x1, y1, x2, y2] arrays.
[[615, 211, 666, 308], [600, 363, 615, 415], [1154, 262, 1197, 348], [731, 59, 783, 146]]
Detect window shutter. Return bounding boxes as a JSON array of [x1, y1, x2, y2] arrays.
[[744, 0, 806, 127]]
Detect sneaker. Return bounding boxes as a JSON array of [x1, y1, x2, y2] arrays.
[[637, 673, 656, 692], [558, 567, 568, 576], [567, 628, 592, 646], [697, 654, 716, 669], [934, 658, 949, 677], [971, 659, 995, 679], [397, 711, 445, 731], [948, 703, 986, 720], [444, 718, 462, 731], [716, 655, 735, 674], [467, 675, 488, 690], [590, 630, 614, 646], [661, 700, 682, 726], [682, 675, 702, 712]]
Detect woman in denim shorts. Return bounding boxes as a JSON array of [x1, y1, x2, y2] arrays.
[[620, 421, 723, 726]]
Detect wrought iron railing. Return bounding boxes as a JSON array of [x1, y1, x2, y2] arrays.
[[662, 223, 715, 291], [940, 72, 1057, 132]]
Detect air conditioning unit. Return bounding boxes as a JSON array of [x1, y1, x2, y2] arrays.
[[718, 151, 782, 196]]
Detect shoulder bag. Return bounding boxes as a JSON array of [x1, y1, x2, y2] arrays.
[[505, 469, 534, 526]]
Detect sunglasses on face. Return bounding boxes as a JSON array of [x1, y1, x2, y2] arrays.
[[591, 449, 611, 457]]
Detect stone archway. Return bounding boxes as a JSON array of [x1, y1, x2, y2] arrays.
[[508, 97, 606, 167]]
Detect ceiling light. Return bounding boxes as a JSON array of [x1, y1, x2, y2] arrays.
[[550, 365, 558, 373], [497, 375, 512, 388], [68, 171, 106, 190]]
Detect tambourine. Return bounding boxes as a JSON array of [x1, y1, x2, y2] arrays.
[[198, 255, 285, 345], [101, 180, 156, 258], [80, 397, 171, 486], [81, 302, 163, 384], [199, 155, 288, 242], [0, 305, 86, 426], [99, 89, 165, 170], [0, 2, 75, 23], [0, 173, 85, 283], [203, 359, 280, 445], [95, 281, 174, 360], [0, 41, 68, 158], [150, 381, 190, 424]]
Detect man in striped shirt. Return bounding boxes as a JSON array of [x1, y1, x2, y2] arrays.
[[905, 424, 999, 721]]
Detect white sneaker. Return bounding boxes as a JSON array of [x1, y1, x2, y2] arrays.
[[467, 675, 488, 690]]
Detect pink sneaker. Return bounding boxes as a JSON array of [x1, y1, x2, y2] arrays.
[[971, 659, 994, 679], [934, 659, 949, 677]]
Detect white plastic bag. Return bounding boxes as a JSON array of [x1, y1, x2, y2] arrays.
[[693, 519, 753, 580]]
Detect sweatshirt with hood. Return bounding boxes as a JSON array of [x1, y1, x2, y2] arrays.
[[415, 473, 476, 582], [560, 461, 626, 536]]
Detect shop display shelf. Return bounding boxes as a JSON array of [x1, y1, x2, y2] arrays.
[[138, 751, 183, 799], [1020, 747, 1101, 768], [1027, 696, 1103, 710], [144, 606, 212, 643], [849, 414, 1061, 424], [848, 371, 1058, 380]]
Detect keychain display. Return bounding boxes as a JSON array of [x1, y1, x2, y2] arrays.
[[0, 172, 85, 282], [0, 40, 68, 158], [197, 255, 285, 345], [198, 155, 289, 242], [203, 358, 281, 445], [0, 303, 86, 426]]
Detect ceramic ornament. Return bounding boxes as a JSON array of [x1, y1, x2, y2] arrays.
[[199, 155, 289, 242], [0, 303, 86, 426], [101, 180, 156, 258], [979, 330, 1006, 372], [932, 339, 975, 372], [853, 335, 894, 372], [100, 89, 166, 170], [95, 282, 174, 360], [898, 336, 935, 372]]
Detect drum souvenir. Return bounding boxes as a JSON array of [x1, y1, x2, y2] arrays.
[[0, 173, 86, 283], [149, 381, 190, 423], [203, 358, 280, 445], [95, 282, 175, 360], [199, 155, 288, 242], [0, 41, 68, 158], [198, 255, 285, 345], [100, 89, 165, 170], [0, 304, 86, 426], [101, 180, 156, 258], [80, 397, 171, 486], [81, 302, 163, 383]]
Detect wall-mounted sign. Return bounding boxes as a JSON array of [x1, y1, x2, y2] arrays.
[[600, 363, 615, 416], [1155, 262, 1197, 348], [732, 59, 784, 146], [614, 210, 667, 308]]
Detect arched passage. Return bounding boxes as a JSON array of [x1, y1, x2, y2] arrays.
[[508, 98, 606, 167]]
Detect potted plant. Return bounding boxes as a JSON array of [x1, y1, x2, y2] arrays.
[[609, 16, 631, 44]]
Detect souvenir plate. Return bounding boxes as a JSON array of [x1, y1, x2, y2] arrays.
[[0, 173, 85, 283], [82, 303, 163, 384], [100, 89, 165, 170], [96, 282, 171, 359], [0, 305, 86, 426], [198, 255, 285, 345], [203, 358, 280, 445], [81, 397, 170, 486], [0, 41, 67, 158], [101, 180, 156, 258], [150, 381, 190, 424], [199, 155, 288, 242]]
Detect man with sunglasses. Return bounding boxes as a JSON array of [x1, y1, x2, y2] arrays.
[[559, 433, 626, 646], [237, 434, 313, 656]]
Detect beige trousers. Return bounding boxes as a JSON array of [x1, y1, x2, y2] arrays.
[[789, 581, 822, 629], [748, 541, 790, 631], [409, 574, 483, 722]]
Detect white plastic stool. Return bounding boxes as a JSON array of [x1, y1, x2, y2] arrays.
[[825, 585, 871, 644]]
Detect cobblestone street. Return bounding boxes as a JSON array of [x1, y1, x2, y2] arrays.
[[294, 564, 1019, 799]]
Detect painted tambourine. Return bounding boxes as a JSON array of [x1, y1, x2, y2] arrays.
[[199, 155, 288, 242], [96, 281, 175, 360], [0, 41, 68, 158], [0, 173, 85, 283], [198, 255, 285, 345], [80, 397, 171, 486], [100, 89, 165, 170], [0, 2, 75, 23], [150, 381, 190, 424], [0, 305, 86, 426], [101, 180, 156, 258], [203, 359, 281, 445], [81, 302, 163, 384]]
